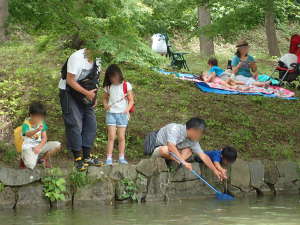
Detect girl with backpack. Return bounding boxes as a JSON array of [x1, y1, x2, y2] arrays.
[[102, 64, 134, 165]]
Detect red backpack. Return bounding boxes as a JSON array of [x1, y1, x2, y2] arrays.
[[123, 81, 135, 113]]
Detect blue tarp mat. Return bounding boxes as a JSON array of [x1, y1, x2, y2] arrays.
[[154, 68, 297, 100], [195, 82, 297, 100], [155, 68, 198, 79]]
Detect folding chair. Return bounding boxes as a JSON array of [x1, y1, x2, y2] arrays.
[[163, 33, 189, 70]]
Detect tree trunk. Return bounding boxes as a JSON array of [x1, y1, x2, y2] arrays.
[[265, 4, 280, 56], [198, 6, 214, 57], [0, 0, 8, 41]]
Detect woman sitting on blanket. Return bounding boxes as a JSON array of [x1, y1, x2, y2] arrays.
[[231, 40, 270, 87], [199, 57, 249, 91]]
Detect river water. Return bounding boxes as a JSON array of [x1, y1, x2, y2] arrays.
[[1, 195, 299, 225]]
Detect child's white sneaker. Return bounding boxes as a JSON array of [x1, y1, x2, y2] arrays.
[[118, 158, 128, 164], [105, 158, 113, 165]]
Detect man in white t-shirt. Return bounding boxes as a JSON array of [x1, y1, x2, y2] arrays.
[[59, 48, 102, 171]]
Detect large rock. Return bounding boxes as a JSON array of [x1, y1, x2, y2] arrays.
[[0, 168, 41, 186], [170, 162, 201, 182], [136, 158, 168, 177], [135, 174, 148, 202], [88, 165, 112, 180], [230, 159, 250, 192], [16, 183, 49, 208], [74, 180, 115, 206], [248, 160, 265, 189], [263, 160, 279, 185], [167, 180, 211, 199], [146, 172, 169, 201], [0, 187, 16, 209], [275, 161, 300, 192], [88, 164, 137, 181], [110, 164, 137, 181], [276, 161, 299, 183]]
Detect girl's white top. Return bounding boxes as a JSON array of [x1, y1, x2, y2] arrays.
[[104, 81, 132, 113]]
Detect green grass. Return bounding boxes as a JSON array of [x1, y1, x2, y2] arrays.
[[0, 34, 300, 168]]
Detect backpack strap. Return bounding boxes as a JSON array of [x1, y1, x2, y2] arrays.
[[23, 119, 31, 128], [61, 58, 69, 80], [21, 119, 31, 136], [84, 61, 99, 80], [123, 80, 128, 96], [62, 59, 99, 81]]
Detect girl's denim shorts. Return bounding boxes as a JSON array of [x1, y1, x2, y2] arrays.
[[106, 112, 129, 127]]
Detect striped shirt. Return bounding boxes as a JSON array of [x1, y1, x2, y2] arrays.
[[156, 123, 203, 154]]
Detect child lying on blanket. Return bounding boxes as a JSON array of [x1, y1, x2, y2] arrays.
[[199, 72, 251, 91], [200, 57, 270, 89]]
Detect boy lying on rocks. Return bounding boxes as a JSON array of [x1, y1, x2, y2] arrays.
[[146, 117, 224, 180], [195, 146, 237, 179]]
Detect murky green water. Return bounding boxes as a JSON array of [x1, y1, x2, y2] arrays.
[[1, 195, 299, 225]]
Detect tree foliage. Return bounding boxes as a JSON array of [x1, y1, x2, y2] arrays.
[[7, 0, 300, 61], [9, 0, 161, 65]]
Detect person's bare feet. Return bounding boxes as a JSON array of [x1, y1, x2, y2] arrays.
[[44, 158, 52, 168], [40, 157, 52, 168], [264, 81, 271, 88], [237, 86, 250, 91]]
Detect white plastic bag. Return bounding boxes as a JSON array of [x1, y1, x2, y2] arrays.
[[151, 33, 167, 54]]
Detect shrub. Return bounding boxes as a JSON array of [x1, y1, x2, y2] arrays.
[[42, 168, 66, 202]]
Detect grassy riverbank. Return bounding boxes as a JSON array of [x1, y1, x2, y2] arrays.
[[0, 30, 300, 168]]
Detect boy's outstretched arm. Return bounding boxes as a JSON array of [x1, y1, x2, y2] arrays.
[[197, 152, 222, 180], [213, 162, 227, 179]]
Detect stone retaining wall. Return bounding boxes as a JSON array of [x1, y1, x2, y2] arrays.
[[0, 158, 299, 209]]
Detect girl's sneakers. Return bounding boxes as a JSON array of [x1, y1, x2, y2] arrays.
[[105, 158, 113, 165], [118, 158, 128, 164], [105, 157, 128, 165]]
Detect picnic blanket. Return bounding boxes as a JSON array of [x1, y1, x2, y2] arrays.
[[155, 68, 296, 99], [196, 82, 296, 99]]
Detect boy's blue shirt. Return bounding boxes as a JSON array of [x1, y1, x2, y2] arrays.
[[208, 66, 224, 77], [205, 150, 222, 163]]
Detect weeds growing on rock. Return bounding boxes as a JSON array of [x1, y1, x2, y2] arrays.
[[69, 169, 90, 193], [42, 168, 66, 202], [120, 178, 138, 201], [0, 182, 4, 192]]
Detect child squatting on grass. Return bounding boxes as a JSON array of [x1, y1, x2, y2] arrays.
[[102, 64, 134, 165], [20, 102, 61, 169]]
